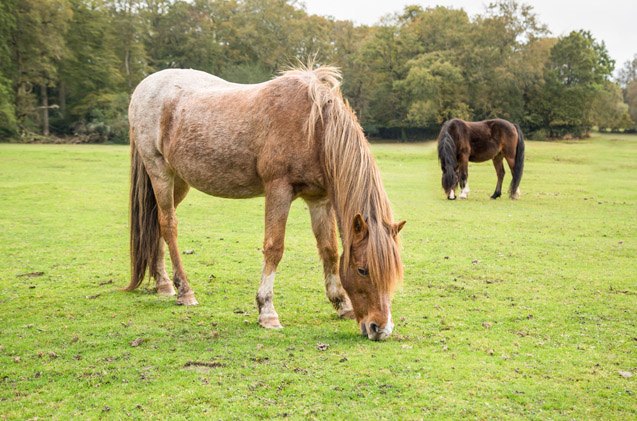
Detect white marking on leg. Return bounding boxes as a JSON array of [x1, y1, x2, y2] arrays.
[[459, 183, 470, 199], [448, 190, 456, 200], [325, 273, 353, 317], [257, 271, 282, 328], [257, 271, 276, 315], [325, 273, 340, 300]]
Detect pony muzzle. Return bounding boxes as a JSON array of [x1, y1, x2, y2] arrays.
[[360, 315, 394, 341]]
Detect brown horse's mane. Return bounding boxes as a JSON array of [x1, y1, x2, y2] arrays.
[[280, 65, 403, 294]]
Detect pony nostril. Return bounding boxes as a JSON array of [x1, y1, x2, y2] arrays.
[[369, 322, 379, 334]]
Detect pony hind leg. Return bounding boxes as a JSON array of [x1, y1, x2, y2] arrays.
[[154, 177, 190, 296], [505, 156, 520, 199], [146, 163, 198, 305], [256, 180, 295, 329], [491, 155, 505, 199], [307, 198, 354, 319]]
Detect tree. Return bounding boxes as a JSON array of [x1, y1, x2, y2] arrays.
[[0, 0, 18, 138], [590, 81, 633, 132], [625, 81, 637, 129], [616, 54, 637, 89], [14, 0, 72, 135], [395, 52, 471, 127], [541, 30, 615, 137]]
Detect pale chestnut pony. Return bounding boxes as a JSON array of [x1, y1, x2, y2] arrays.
[[126, 65, 405, 340]]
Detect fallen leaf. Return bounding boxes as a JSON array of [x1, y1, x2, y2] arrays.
[[472, 259, 480, 264], [316, 343, 329, 351], [130, 338, 144, 347], [482, 322, 493, 329], [183, 249, 195, 255], [619, 371, 633, 379]]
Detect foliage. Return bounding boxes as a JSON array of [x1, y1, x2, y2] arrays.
[[0, 0, 635, 141], [1, 136, 636, 417]]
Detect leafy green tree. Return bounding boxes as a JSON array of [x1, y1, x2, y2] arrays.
[[541, 30, 615, 136], [57, 0, 128, 141], [624, 81, 637, 129], [590, 81, 633, 131], [395, 52, 470, 127], [0, 0, 18, 138], [14, 0, 72, 135]]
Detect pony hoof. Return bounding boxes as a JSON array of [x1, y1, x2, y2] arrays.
[[177, 292, 199, 306], [157, 283, 176, 296], [258, 315, 283, 329], [447, 196, 456, 200]]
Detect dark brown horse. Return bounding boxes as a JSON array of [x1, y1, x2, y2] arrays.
[[437, 118, 525, 200], [126, 65, 405, 340]]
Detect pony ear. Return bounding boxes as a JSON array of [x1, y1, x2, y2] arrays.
[[353, 213, 368, 238], [392, 220, 406, 237]]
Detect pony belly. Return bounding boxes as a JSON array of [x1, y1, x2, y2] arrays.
[[186, 174, 265, 199]]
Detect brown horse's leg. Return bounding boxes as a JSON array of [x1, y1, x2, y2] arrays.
[[307, 198, 354, 319], [491, 155, 505, 199], [505, 156, 520, 199], [154, 177, 190, 296], [256, 180, 294, 329], [458, 156, 470, 199]]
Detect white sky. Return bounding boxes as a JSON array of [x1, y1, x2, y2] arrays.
[[301, 0, 637, 70]]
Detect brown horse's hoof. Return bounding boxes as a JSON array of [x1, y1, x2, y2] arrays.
[[176, 291, 199, 306], [258, 314, 283, 329]]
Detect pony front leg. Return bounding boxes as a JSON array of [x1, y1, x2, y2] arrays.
[[256, 181, 294, 329], [458, 159, 470, 199], [307, 198, 354, 319]]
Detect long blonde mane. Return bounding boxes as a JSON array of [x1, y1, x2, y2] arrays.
[[281, 65, 403, 293]]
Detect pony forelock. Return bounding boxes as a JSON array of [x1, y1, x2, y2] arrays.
[[280, 65, 403, 293]]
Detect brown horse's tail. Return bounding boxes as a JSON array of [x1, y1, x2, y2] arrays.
[[437, 121, 458, 192], [125, 134, 161, 291], [510, 124, 525, 196]]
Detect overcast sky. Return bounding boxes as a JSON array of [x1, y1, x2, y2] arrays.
[[301, 0, 637, 70]]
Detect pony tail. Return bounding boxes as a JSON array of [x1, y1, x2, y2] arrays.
[[510, 124, 525, 196], [437, 122, 457, 192], [125, 134, 161, 291]]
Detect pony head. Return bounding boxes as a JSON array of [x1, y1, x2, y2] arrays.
[[340, 214, 405, 341]]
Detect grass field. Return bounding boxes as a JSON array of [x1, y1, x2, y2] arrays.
[[0, 134, 635, 419]]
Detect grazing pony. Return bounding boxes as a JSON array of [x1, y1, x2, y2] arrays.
[[437, 118, 525, 200], [126, 66, 405, 340]]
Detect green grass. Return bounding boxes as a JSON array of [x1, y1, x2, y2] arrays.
[[0, 134, 635, 419]]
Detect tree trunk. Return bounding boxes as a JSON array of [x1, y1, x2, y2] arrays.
[[41, 83, 49, 136], [58, 80, 66, 115]]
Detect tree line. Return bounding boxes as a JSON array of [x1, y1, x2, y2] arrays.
[[1, 0, 636, 142]]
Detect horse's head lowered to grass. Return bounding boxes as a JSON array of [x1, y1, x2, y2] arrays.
[[304, 66, 406, 339]]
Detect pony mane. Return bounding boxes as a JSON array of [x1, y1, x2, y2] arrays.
[[281, 65, 403, 293]]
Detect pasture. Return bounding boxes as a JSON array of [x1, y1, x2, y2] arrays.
[[0, 134, 635, 419]]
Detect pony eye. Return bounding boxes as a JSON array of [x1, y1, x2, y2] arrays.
[[357, 267, 369, 277]]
